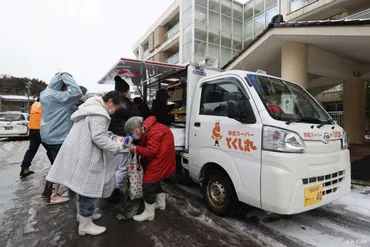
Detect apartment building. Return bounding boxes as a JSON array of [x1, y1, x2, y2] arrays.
[[133, 0, 279, 68]]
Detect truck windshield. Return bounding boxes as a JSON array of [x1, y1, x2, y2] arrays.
[[246, 74, 331, 124]]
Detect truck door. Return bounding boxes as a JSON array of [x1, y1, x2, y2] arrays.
[[189, 76, 262, 209]]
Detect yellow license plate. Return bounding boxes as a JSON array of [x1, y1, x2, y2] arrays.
[[304, 184, 323, 207]]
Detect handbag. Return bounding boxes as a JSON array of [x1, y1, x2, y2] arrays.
[[128, 153, 143, 200]]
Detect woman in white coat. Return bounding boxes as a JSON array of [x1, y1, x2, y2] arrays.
[[46, 91, 127, 236]]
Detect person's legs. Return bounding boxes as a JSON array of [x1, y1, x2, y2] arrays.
[[133, 182, 158, 222], [107, 153, 129, 202], [78, 194, 106, 236], [20, 130, 41, 177], [43, 144, 69, 205], [155, 182, 166, 210], [41, 142, 53, 164]]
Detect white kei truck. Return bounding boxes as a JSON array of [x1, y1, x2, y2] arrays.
[[100, 58, 351, 216]]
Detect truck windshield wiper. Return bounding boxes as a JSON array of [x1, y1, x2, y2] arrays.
[[317, 119, 334, 129], [286, 116, 323, 125]]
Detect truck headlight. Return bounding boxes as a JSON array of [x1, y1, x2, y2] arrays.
[[263, 126, 305, 153], [341, 131, 349, 150]]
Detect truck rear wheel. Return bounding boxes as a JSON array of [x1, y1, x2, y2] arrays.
[[203, 172, 237, 217]]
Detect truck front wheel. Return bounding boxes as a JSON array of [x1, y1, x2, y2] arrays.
[[203, 172, 237, 217]]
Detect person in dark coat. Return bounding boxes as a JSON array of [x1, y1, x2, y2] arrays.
[[133, 97, 152, 120], [151, 89, 174, 126], [108, 75, 140, 202]]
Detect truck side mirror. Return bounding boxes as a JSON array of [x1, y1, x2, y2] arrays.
[[228, 100, 256, 124]]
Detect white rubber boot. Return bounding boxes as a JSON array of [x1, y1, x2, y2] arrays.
[[133, 202, 155, 222], [78, 215, 106, 236], [155, 193, 166, 210], [76, 211, 102, 222]]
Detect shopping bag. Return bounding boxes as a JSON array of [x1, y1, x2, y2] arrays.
[[102, 151, 126, 198], [116, 179, 141, 221], [128, 153, 143, 200]]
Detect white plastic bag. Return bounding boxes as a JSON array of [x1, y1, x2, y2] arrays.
[[102, 151, 125, 198], [128, 153, 143, 200]]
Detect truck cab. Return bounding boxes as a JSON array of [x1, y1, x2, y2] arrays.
[[187, 69, 350, 216]]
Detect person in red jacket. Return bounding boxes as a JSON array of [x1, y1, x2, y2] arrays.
[[124, 116, 176, 222]]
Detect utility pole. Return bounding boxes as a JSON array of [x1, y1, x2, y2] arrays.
[[26, 81, 31, 113]]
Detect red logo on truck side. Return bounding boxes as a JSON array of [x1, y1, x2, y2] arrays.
[[212, 122, 222, 147]]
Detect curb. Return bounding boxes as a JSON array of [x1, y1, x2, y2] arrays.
[[351, 179, 370, 186]]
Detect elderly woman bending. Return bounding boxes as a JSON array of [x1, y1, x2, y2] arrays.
[[125, 116, 176, 222]]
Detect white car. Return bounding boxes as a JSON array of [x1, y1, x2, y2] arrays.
[[0, 112, 30, 138]]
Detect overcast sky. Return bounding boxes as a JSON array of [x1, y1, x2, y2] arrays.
[[0, 0, 174, 93]]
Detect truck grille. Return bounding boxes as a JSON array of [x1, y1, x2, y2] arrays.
[[302, 170, 345, 196]]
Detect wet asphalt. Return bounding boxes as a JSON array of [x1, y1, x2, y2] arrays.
[[1, 139, 370, 247], [0, 139, 257, 247]]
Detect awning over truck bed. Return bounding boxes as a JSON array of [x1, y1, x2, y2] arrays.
[[97, 58, 185, 86]]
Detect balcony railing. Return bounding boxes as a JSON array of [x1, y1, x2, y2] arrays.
[[164, 23, 179, 42], [165, 53, 179, 64]]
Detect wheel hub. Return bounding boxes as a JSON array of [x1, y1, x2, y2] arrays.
[[208, 180, 226, 207]]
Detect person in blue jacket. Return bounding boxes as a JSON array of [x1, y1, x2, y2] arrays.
[[40, 72, 82, 205]]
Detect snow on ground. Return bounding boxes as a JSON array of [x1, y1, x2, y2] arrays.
[[172, 182, 370, 247], [329, 185, 370, 218]]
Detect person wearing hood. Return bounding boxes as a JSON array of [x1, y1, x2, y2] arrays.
[[151, 89, 174, 126], [40, 72, 82, 205], [46, 91, 128, 236], [107, 75, 140, 202], [124, 116, 176, 222]]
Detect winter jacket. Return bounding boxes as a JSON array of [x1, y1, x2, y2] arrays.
[[136, 102, 152, 120], [28, 102, 42, 130], [46, 97, 124, 198], [108, 96, 140, 136], [151, 100, 174, 126], [136, 116, 176, 183], [40, 73, 82, 145]]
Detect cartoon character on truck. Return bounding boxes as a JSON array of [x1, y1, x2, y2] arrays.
[[212, 122, 222, 147]]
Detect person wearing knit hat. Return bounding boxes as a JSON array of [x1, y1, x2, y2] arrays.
[[114, 76, 130, 97], [107, 75, 140, 202]]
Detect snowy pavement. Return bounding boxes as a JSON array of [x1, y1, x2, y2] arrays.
[[0, 139, 370, 247]]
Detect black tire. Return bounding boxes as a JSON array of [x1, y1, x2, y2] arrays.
[[202, 171, 238, 217]]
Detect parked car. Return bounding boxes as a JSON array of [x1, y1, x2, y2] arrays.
[[0, 111, 29, 138]]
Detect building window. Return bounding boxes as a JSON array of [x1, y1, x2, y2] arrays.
[[208, 31, 220, 45], [290, 0, 319, 13], [209, 11, 221, 31], [210, 0, 221, 13], [195, 0, 207, 8], [221, 0, 232, 17], [195, 41, 207, 60], [195, 5, 207, 26], [200, 80, 247, 116], [266, 6, 278, 25], [233, 2, 243, 21], [254, 14, 265, 36], [254, 0, 264, 16], [244, 1, 253, 22]]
